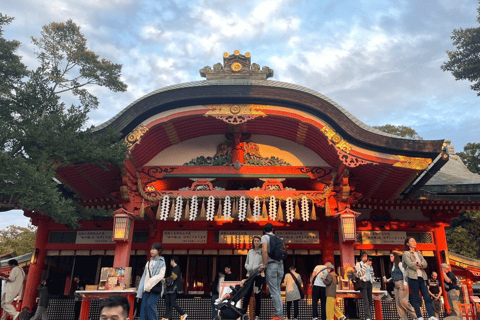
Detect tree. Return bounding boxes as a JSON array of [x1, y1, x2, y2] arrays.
[[446, 210, 480, 259], [0, 225, 37, 256], [373, 124, 423, 139], [457, 142, 480, 174], [441, 3, 480, 95], [0, 16, 128, 227]]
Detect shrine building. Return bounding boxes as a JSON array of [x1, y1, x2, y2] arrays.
[[4, 51, 480, 319]]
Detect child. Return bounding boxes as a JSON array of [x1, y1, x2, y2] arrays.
[[323, 265, 346, 320]]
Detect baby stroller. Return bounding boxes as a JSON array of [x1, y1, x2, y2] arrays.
[[214, 269, 261, 320]]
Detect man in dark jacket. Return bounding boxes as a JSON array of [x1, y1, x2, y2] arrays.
[[441, 263, 461, 317], [31, 280, 49, 320]]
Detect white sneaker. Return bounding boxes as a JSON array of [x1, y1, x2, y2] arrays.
[[418, 317, 424, 320], [255, 317, 260, 320], [312, 318, 319, 320], [429, 317, 438, 320]]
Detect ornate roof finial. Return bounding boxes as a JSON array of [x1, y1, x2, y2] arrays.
[[200, 50, 274, 80]]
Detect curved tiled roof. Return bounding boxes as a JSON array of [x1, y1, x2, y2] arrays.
[[92, 79, 444, 158]]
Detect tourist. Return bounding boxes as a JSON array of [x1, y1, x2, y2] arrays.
[[402, 237, 438, 320], [0, 259, 25, 320], [73, 276, 86, 320], [383, 252, 416, 320], [99, 295, 131, 320], [441, 263, 461, 317], [224, 264, 237, 281], [31, 280, 49, 320], [311, 261, 330, 320], [136, 243, 166, 320], [243, 236, 265, 320], [323, 265, 346, 320], [259, 223, 284, 320], [283, 265, 302, 320], [162, 256, 187, 320], [355, 252, 374, 320], [428, 272, 443, 319], [210, 270, 225, 320]]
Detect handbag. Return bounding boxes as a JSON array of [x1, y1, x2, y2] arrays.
[[165, 276, 174, 287], [289, 272, 304, 299], [147, 261, 163, 294]]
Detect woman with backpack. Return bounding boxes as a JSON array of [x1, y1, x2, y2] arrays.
[[243, 236, 265, 320], [283, 265, 303, 320], [383, 252, 416, 320], [402, 237, 438, 320]]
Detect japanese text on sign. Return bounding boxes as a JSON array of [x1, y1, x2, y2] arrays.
[[276, 230, 320, 244], [218, 230, 263, 244], [76, 231, 114, 244], [361, 231, 407, 244], [162, 230, 208, 244]]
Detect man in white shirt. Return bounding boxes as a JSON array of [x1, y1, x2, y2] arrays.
[[310, 261, 331, 320], [1, 259, 25, 320]]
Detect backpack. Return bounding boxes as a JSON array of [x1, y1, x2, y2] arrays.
[[268, 234, 288, 261]]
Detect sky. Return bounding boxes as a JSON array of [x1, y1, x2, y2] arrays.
[[2, 0, 480, 228]]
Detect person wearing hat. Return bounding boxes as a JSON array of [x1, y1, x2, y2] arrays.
[[259, 223, 284, 320], [136, 243, 166, 320], [323, 265, 346, 320]]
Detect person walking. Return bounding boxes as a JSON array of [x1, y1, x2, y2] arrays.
[[383, 252, 416, 320], [441, 263, 461, 318], [355, 252, 374, 320], [259, 223, 284, 320], [243, 236, 265, 320], [31, 280, 49, 320], [402, 237, 438, 320], [162, 256, 187, 320], [323, 265, 346, 320], [283, 266, 302, 320], [0, 259, 25, 320], [310, 262, 330, 320], [428, 272, 443, 319], [136, 243, 166, 320]]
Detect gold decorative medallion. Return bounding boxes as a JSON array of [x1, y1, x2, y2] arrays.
[[231, 62, 242, 72], [204, 104, 268, 124], [230, 105, 241, 114], [393, 156, 432, 170], [234, 50, 240, 55], [125, 124, 149, 147], [223, 52, 229, 58], [245, 52, 251, 57]]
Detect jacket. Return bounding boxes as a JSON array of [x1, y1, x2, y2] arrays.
[[211, 275, 224, 295], [165, 265, 183, 294], [402, 250, 428, 280], [136, 256, 166, 298], [245, 248, 263, 276], [323, 272, 338, 297], [37, 284, 49, 308]]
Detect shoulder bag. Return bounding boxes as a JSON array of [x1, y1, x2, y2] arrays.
[[289, 272, 304, 299], [147, 261, 163, 294]]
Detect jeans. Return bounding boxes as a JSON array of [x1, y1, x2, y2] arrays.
[[359, 281, 373, 320], [287, 300, 299, 319], [312, 286, 326, 320], [266, 262, 284, 318], [211, 294, 219, 319], [140, 291, 161, 320], [447, 289, 461, 317], [408, 277, 434, 318], [31, 306, 48, 320], [164, 292, 185, 319]]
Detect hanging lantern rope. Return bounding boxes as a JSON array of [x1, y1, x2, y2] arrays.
[[253, 196, 261, 221], [174, 196, 183, 221], [238, 196, 247, 221], [301, 196, 309, 221], [160, 195, 170, 221], [189, 195, 199, 221], [206, 196, 216, 221], [268, 196, 277, 221], [223, 195, 232, 220], [286, 197, 294, 223]]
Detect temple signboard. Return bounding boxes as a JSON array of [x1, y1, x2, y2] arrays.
[[76, 231, 115, 244], [162, 230, 208, 244], [361, 231, 406, 245], [276, 230, 320, 244], [217, 230, 262, 244]]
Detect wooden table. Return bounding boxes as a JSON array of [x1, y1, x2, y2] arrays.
[[337, 290, 388, 320], [75, 290, 136, 320]]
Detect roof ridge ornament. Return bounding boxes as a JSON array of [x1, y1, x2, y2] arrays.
[[200, 50, 274, 80]]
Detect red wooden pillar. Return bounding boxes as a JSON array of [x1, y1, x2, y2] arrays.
[[231, 133, 245, 164], [112, 209, 135, 267], [22, 217, 49, 312], [433, 224, 451, 313], [322, 222, 335, 264]]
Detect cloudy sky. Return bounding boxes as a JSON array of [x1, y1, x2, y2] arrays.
[[2, 0, 480, 228]]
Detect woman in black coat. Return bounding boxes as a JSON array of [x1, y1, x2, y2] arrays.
[[31, 280, 49, 320], [162, 256, 187, 320]]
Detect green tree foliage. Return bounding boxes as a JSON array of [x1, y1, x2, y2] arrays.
[[0, 15, 128, 227], [373, 124, 423, 139], [441, 3, 480, 95], [457, 142, 480, 174], [0, 225, 37, 256], [446, 210, 480, 259]]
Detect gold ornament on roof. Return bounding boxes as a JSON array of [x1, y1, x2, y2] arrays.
[[223, 52, 229, 58], [231, 62, 242, 72], [125, 124, 149, 147], [204, 104, 268, 124], [234, 50, 240, 55], [393, 156, 432, 170]]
